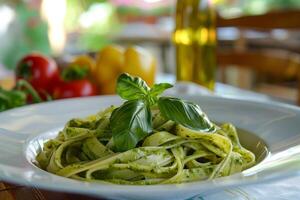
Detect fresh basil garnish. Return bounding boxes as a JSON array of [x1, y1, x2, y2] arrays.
[[116, 73, 150, 101], [111, 73, 214, 152], [110, 100, 152, 152], [158, 97, 215, 132]]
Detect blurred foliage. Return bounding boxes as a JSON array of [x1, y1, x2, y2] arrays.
[[65, 0, 118, 52], [218, 0, 300, 17], [244, 0, 300, 14], [0, 2, 50, 69], [265, 0, 300, 10], [1, 0, 300, 70], [116, 6, 172, 16], [65, 0, 107, 32], [79, 32, 113, 52]]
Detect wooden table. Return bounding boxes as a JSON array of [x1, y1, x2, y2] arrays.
[[0, 182, 106, 200]]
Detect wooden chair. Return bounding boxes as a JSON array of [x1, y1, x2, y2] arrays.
[[216, 10, 300, 105], [217, 10, 300, 29]]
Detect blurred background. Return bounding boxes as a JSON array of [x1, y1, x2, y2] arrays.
[[1, 0, 300, 69], [1, 0, 300, 103]]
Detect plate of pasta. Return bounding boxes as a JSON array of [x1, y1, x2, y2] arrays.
[[0, 74, 300, 200]]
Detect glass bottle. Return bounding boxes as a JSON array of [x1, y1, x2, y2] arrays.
[[173, 0, 216, 90]]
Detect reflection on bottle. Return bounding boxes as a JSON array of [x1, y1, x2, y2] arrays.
[[173, 0, 216, 90]]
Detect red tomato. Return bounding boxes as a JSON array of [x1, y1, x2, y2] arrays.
[[53, 79, 98, 99], [16, 53, 59, 95]]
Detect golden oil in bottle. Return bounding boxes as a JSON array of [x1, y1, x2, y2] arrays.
[[173, 0, 216, 90]]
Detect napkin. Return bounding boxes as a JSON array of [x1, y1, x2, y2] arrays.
[[166, 81, 300, 200]]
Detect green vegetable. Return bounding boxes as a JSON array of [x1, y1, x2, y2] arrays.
[[110, 100, 152, 152], [0, 79, 42, 112], [158, 97, 215, 132], [16, 79, 43, 103], [0, 87, 26, 111]]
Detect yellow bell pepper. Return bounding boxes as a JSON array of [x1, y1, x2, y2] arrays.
[[123, 46, 156, 85], [95, 45, 124, 85], [94, 45, 156, 94]]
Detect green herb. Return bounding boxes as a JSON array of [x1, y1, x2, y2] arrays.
[[111, 74, 172, 152], [111, 73, 215, 152], [158, 97, 215, 132], [116, 73, 150, 101], [110, 100, 152, 152]]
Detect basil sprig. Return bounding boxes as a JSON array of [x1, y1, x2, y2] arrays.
[[110, 73, 215, 152]]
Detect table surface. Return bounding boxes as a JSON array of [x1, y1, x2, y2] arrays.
[[0, 74, 287, 200]]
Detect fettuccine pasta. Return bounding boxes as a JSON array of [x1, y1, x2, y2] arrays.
[[36, 106, 255, 185]]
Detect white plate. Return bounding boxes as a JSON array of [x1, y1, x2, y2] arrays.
[[1, 95, 300, 200]]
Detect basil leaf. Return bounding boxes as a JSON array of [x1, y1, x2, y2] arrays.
[[158, 97, 215, 132], [116, 73, 150, 100], [149, 83, 173, 97], [110, 100, 152, 152]]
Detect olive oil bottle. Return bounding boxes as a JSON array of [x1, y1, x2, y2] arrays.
[[173, 0, 216, 90]]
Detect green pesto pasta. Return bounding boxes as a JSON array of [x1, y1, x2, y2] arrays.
[[36, 105, 255, 185]]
